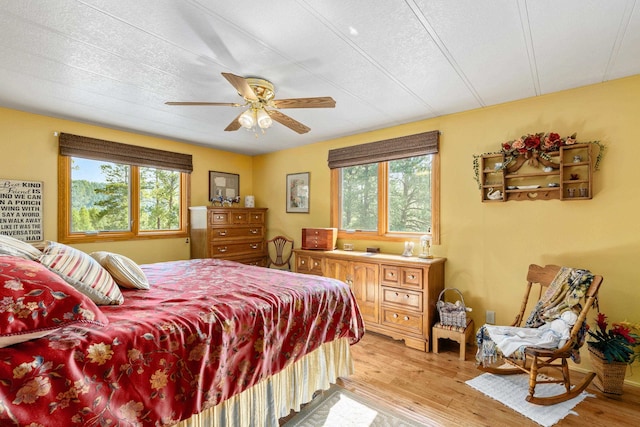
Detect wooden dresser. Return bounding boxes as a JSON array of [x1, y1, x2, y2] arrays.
[[294, 249, 446, 352], [189, 206, 268, 266]]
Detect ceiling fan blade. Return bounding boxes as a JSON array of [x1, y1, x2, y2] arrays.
[[272, 97, 336, 109], [165, 101, 241, 106], [224, 112, 243, 132], [267, 110, 311, 134], [221, 72, 258, 101]]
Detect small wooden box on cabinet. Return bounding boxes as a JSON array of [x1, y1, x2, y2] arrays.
[[189, 206, 268, 266], [301, 227, 337, 250]]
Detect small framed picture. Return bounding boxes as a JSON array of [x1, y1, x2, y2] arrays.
[[209, 171, 239, 203], [286, 172, 310, 213]]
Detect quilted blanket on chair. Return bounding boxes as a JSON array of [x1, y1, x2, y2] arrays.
[[476, 267, 594, 366]]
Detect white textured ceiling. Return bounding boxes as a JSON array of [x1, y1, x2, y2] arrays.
[[0, 0, 638, 155]]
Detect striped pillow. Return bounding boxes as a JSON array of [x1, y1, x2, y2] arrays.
[[39, 241, 124, 305], [90, 251, 150, 290], [0, 234, 42, 260]]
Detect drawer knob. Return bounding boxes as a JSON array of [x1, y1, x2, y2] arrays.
[[408, 274, 415, 279], [301, 260, 306, 265], [404, 316, 409, 321], [393, 313, 398, 319], [216, 215, 223, 219], [250, 243, 258, 249], [404, 294, 409, 299], [237, 215, 242, 219], [218, 230, 227, 236], [218, 247, 228, 253], [250, 229, 258, 234], [313, 262, 319, 267], [389, 272, 395, 277]]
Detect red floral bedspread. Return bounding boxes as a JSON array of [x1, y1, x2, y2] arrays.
[[0, 259, 364, 426]]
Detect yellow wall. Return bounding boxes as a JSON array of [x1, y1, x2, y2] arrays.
[[2, 74, 639, 385], [0, 107, 253, 264], [254, 75, 640, 385]]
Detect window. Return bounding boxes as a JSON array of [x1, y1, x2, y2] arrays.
[[58, 133, 191, 243], [329, 131, 440, 243]]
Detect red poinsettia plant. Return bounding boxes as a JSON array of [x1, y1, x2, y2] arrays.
[[587, 313, 640, 364]]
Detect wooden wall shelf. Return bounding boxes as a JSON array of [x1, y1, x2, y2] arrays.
[[480, 144, 593, 202]]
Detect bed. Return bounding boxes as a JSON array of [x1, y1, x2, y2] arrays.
[[0, 251, 365, 427]]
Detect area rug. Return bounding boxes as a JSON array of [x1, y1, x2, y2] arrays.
[[466, 372, 594, 427], [283, 385, 424, 427]]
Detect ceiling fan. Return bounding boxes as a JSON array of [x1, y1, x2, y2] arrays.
[[165, 72, 336, 134]]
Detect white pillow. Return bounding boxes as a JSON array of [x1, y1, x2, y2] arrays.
[[90, 251, 150, 290], [39, 241, 124, 305], [0, 234, 42, 260]]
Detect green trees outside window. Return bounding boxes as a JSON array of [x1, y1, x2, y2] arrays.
[[70, 158, 181, 234], [339, 155, 432, 234]]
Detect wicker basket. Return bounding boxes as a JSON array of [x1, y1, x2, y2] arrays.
[[588, 346, 627, 395], [436, 288, 468, 328]]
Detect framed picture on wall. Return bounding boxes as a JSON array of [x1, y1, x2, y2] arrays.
[[209, 171, 239, 203], [286, 172, 310, 213]]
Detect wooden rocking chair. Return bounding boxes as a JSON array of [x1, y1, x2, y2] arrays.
[[477, 264, 603, 405]]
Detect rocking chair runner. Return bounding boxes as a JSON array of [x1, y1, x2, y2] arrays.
[[477, 264, 603, 405]]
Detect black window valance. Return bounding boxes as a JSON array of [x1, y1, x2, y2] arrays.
[[327, 130, 439, 169], [59, 133, 193, 173]]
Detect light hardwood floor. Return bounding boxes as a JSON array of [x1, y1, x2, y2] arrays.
[[330, 332, 640, 426]]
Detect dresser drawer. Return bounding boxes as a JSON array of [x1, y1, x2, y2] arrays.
[[210, 226, 263, 239], [228, 254, 268, 267], [230, 211, 249, 224], [209, 241, 264, 257], [209, 211, 231, 225], [296, 253, 323, 275], [401, 268, 423, 289], [381, 265, 423, 289], [381, 286, 423, 311], [301, 228, 337, 250], [248, 211, 265, 224], [381, 265, 400, 285], [381, 308, 423, 335]]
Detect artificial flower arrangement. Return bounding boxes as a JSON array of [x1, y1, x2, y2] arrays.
[[472, 131, 605, 188], [501, 132, 575, 163], [587, 312, 640, 364]]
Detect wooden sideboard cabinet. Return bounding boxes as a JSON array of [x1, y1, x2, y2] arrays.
[[189, 206, 268, 266], [294, 249, 446, 352]]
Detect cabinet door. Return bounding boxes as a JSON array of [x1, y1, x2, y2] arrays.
[[324, 258, 349, 282], [351, 261, 379, 325]]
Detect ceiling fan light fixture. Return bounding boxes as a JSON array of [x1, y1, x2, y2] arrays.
[[256, 108, 272, 129], [238, 109, 256, 129], [167, 72, 335, 135]]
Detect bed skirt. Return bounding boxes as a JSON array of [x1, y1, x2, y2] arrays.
[[174, 337, 354, 427]]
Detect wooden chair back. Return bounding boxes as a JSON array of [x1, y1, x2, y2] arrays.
[[266, 235, 294, 270]]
